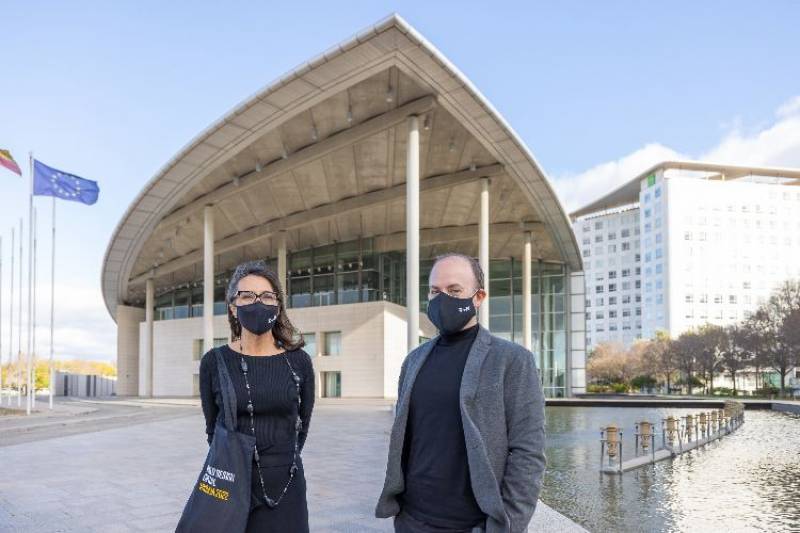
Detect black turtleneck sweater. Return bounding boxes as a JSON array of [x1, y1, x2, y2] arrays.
[[399, 323, 486, 529], [199, 344, 315, 465]]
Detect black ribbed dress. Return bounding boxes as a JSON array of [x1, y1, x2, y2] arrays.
[[199, 343, 315, 533]]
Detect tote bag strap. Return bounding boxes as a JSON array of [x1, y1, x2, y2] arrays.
[[214, 347, 239, 431]]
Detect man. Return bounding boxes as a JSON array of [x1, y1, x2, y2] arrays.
[[375, 253, 546, 533]]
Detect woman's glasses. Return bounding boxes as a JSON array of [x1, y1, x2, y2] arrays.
[[236, 290, 279, 305]]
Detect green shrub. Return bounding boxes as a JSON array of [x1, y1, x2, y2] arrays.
[[610, 383, 629, 393], [630, 375, 657, 390]]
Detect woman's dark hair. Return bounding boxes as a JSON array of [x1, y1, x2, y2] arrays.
[[226, 260, 305, 351]]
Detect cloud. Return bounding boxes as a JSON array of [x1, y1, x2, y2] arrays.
[[2, 282, 116, 363], [554, 143, 684, 212], [555, 95, 800, 213]]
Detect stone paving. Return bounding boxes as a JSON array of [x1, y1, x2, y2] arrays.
[[0, 401, 586, 532]]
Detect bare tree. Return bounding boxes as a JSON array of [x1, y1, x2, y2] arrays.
[[643, 330, 675, 393], [586, 341, 629, 384], [722, 324, 753, 395], [696, 324, 726, 395], [674, 331, 702, 395], [754, 280, 800, 396]]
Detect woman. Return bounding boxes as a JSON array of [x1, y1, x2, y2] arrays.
[[199, 260, 315, 533]]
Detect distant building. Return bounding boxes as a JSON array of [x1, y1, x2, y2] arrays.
[[54, 371, 116, 397], [572, 161, 800, 349]]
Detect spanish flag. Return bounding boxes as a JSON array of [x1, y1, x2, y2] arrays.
[[1, 149, 22, 176]]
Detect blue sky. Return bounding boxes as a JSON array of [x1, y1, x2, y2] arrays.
[[1, 1, 798, 362]]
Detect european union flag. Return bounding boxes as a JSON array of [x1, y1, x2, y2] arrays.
[[33, 159, 99, 205]]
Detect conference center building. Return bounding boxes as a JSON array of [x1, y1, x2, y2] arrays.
[[102, 15, 587, 399]]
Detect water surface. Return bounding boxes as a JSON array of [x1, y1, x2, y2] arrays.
[[541, 406, 800, 532]]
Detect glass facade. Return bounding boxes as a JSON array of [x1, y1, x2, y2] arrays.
[[151, 236, 569, 397]]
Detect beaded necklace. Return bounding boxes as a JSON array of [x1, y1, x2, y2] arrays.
[[237, 338, 302, 508]]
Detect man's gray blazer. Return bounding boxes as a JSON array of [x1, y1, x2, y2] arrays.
[[375, 325, 546, 533]]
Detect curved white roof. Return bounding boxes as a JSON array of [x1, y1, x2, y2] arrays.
[[101, 14, 581, 321]]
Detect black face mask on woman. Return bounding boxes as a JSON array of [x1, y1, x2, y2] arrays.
[[236, 302, 279, 336], [426, 290, 478, 335]]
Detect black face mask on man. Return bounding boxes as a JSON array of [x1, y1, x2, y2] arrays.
[[236, 302, 279, 336], [426, 290, 478, 335]]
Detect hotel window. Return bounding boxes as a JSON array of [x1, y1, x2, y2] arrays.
[[635, 280, 641, 289], [729, 295, 737, 304], [608, 297, 617, 306], [595, 234, 604, 243], [655, 263, 663, 274], [596, 297, 604, 306], [699, 294, 707, 303], [609, 324, 618, 331], [654, 187, 662, 198], [609, 310, 617, 318], [608, 232, 616, 240], [622, 309, 631, 317], [595, 311, 605, 319], [321, 371, 341, 398], [583, 224, 590, 232], [608, 271, 617, 279], [621, 269, 630, 277], [303, 333, 317, 357], [621, 229, 630, 238], [621, 242, 630, 251], [596, 285, 604, 294], [635, 308, 641, 316], [582, 237, 590, 245], [582, 249, 591, 257], [586, 298, 591, 308], [686, 295, 693, 303], [608, 244, 617, 253], [608, 284, 617, 292], [322, 331, 342, 356], [622, 295, 631, 304], [595, 221, 603, 230], [684, 231, 693, 240], [622, 282, 630, 290], [714, 294, 723, 304]]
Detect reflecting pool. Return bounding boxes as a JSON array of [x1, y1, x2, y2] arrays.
[[542, 407, 800, 532]]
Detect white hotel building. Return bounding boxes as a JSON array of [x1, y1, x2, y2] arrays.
[[572, 161, 800, 349]]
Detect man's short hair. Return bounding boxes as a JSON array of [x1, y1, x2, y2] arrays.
[[431, 252, 485, 290]]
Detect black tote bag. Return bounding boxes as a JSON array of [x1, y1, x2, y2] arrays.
[[176, 348, 256, 533]]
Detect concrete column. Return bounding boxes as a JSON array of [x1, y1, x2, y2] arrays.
[[479, 177, 490, 328], [144, 278, 154, 397], [277, 231, 287, 296], [523, 231, 532, 350], [203, 205, 215, 354], [116, 304, 144, 396], [406, 115, 420, 352]]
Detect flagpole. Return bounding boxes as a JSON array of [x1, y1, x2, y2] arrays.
[[32, 205, 37, 410], [7, 228, 13, 406], [49, 197, 55, 409], [16, 217, 22, 408], [26, 153, 33, 415]]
